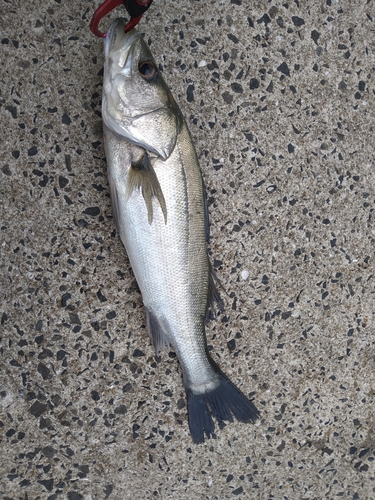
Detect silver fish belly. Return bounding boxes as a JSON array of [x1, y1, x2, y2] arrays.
[[102, 18, 259, 443]]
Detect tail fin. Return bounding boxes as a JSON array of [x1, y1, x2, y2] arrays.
[[186, 366, 259, 444]]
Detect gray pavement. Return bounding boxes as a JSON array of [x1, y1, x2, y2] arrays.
[[1, 0, 375, 498]]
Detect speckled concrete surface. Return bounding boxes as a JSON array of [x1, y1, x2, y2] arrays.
[[1, 0, 375, 498]]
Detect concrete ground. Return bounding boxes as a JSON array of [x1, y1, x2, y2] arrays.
[[1, 0, 375, 498]]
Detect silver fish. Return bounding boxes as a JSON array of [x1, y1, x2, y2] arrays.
[[102, 18, 259, 443]]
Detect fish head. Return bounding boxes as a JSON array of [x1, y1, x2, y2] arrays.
[[103, 18, 182, 160]]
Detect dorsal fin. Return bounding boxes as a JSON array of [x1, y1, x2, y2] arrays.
[[203, 185, 210, 243], [206, 265, 224, 322]]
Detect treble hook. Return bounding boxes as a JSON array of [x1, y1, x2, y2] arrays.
[[90, 0, 153, 38]]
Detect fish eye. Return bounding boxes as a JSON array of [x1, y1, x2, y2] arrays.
[[138, 60, 157, 81]]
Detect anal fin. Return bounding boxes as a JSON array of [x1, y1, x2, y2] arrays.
[[126, 152, 167, 225], [145, 307, 170, 355]]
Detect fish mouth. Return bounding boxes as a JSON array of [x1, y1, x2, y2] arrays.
[[104, 18, 140, 71]]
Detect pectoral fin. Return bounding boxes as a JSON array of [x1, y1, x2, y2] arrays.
[[126, 153, 167, 225]]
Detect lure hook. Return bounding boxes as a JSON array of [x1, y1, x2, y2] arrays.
[[90, 0, 153, 38]]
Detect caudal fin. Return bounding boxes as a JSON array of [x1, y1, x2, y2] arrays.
[[186, 367, 259, 444]]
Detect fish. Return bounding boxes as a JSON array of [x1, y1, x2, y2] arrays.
[[101, 18, 259, 443]]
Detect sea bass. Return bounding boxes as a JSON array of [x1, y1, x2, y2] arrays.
[[102, 18, 259, 443]]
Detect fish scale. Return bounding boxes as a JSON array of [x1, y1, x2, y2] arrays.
[[102, 18, 259, 442]]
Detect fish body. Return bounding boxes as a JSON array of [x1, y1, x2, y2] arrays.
[[102, 18, 259, 442]]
